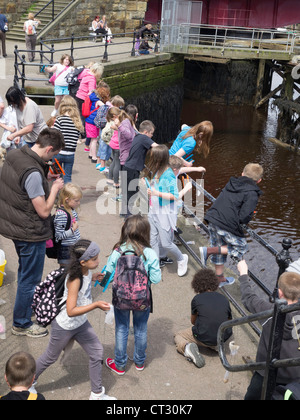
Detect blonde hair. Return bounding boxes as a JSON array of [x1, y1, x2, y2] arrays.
[[169, 155, 184, 170], [106, 106, 121, 122], [243, 163, 264, 182], [111, 95, 125, 109], [57, 183, 83, 214], [28, 13, 35, 20], [90, 63, 104, 79], [58, 95, 84, 132]]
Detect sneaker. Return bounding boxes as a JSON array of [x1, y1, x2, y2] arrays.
[[219, 277, 235, 288], [84, 148, 90, 152], [12, 323, 48, 338], [111, 195, 122, 202], [160, 257, 174, 268], [135, 364, 145, 371], [28, 381, 37, 394], [105, 358, 125, 375], [199, 247, 208, 267], [177, 254, 189, 277], [89, 387, 117, 400], [184, 343, 206, 368]]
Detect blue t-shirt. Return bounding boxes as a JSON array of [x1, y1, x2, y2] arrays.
[[169, 126, 196, 158], [156, 167, 179, 207]]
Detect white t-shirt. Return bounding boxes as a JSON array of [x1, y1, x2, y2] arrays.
[[24, 19, 39, 35], [54, 63, 72, 87]]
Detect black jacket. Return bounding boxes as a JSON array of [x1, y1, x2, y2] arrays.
[[205, 176, 262, 238], [240, 274, 300, 384]]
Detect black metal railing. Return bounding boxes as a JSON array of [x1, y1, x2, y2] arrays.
[[13, 29, 161, 98], [218, 299, 300, 400]]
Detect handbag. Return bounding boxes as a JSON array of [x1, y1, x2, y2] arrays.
[[49, 66, 69, 86]]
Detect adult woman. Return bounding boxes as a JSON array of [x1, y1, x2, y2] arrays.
[[23, 13, 41, 62], [5, 86, 47, 147], [169, 121, 213, 167]]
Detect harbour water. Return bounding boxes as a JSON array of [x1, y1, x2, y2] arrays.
[[180, 99, 300, 285]]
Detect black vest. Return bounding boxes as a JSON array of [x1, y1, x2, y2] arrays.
[[0, 146, 51, 242]]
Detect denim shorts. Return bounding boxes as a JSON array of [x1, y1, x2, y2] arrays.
[[55, 85, 69, 96], [97, 139, 112, 160], [208, 223, 248, 265]]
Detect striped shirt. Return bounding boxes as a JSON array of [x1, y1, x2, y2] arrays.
[[54, 208, 80, 246], [54, 115, 80, 154]]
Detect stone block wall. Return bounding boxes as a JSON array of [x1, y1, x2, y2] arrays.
[[0, 0, 150, 37]]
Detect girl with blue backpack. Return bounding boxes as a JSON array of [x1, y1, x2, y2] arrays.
[[104, 215, 161, 375]]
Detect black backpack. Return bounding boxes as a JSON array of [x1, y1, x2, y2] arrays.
[[273, 382, 300, 400], [46, 207, 72, 259], [32, 267, 83, 327], [65, 66, 85, 96]]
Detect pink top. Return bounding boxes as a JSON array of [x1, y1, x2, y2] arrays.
[[109, 130, 119, 150], [76, 69, 97, 101]]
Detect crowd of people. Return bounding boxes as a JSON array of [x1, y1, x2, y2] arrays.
[[0, 49, 300, 401]]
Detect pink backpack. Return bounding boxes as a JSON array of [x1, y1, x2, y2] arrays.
[[112, 249, 151, 311]]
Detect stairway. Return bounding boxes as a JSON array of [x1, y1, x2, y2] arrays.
[[6, 0, 75, 42]]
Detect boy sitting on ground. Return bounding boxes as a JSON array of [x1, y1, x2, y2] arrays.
[[174, 269, 232, 368]]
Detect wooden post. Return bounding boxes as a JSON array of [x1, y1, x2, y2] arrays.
[[255, 59, 266, 106]]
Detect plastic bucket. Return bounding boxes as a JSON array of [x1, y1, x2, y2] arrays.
[[0, 260, 7, 287]]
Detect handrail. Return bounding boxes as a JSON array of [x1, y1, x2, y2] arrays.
[[218, 299, 300, 400]]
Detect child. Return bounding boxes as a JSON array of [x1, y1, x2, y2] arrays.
[[34, 239, 116, 401], [45, 54, 74, 117], [1, 352, 45, 400], [86, 84, 110, 163], [169, 121, 213, 166], [122, 120, 158, 217], [200, 163, 263, 287], [0, 105, 19, 151], [94, 83, 112, 168], [54, 183, 82, 266], [237, 260, 300, 400], [105, 215, 161, 375], [174, 269, 232, 368], [53, 95, 84, 183], [139, 37, 153, 55], [146, 145, 189, 277]]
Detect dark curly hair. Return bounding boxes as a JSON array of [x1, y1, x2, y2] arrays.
[[191, 269, 219, 294]]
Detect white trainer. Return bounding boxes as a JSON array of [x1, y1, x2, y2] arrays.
[[177, 254, 189, 277]]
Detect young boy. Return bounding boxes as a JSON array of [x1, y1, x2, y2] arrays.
[[122, 120, 158, 217], [1, 352, 45, 400], [174, 269, 232, 368], [237, 260, 300, 400], [199, 163, 263, 287]]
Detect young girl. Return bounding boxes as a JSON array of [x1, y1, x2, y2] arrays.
[[100, 107, 121, 186], [105, 215, 161, 375], [54, 183, 82, 266], [146, 145, 189, 277], [53, 95, 84, 183], [34, 239, 116, 401], [169, 121, 213, 167], [45, 54, 74, 117], [88, 84, 111, 163]]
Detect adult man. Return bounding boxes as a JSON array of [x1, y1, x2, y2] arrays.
[[0, 128, 65, 338], [0, 11, 8, 58]]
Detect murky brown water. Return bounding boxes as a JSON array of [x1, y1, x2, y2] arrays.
[[180, 99, 300, 285]]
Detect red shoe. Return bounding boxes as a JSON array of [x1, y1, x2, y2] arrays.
[[105, 358, 125, 375]]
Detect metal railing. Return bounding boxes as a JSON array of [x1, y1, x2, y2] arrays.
[[218, 299, 300, 400], [161, 23, 300, 55], [13, 30, 160, 98]]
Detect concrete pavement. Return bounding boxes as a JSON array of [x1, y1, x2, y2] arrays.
[[0, 38, 259, 401]]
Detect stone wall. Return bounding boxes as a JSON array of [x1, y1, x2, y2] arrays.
[[0, 0, 151, 37]]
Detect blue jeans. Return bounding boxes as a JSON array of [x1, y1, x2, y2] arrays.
[[13, 240, 46, 329], [54, 153, 75, 184], [114, 307, 150, 369]]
